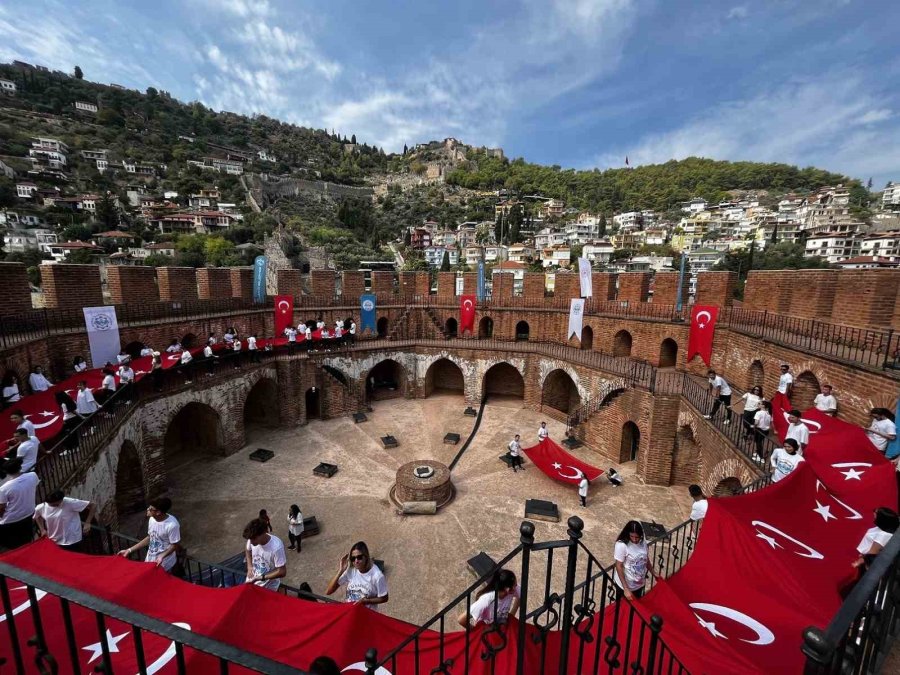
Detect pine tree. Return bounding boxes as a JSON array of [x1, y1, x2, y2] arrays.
[[351, 134, 357, 145], [74, 65, 83, 79], [403, 228, 411, 246], [867, 177, 873, 190], [598, 213, 607, 238], [440, 250, 451, 271], [403, 144, 408, 155], [494, 213, 503, 243]]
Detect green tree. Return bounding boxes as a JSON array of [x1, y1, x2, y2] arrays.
[[0, 178, 15, 208], [74, 65, 83, 79], [174, 234, 207, 267], [65, 248, 95, 264], [402, 254, 429, 271], [60, 224, 94, 241], [598, 213, 607, 238], [440, 250, 451, 271], [95, 192, 119, 230], [403, 228, 411, 246], [204, 236, 236, 266], [350, 134, 357, 144], [142, 253, 174, 267]]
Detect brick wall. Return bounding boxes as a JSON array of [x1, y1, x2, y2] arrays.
[[695, 271, 736, 307], [553, 272, 580, 301], [618, 272, 650, 304], [652, 271, 685, 306], [522, 273, 545, 300], [371, 271, 395, 301], [229, 267, 253, 300], [591, 272, 617, 301], [831, 269, 899, 328], [786, 270, 837, 320], [157, 267, 198, 301], [107, 266, 159, 305], [342, 271, 365, 300], [276, 269, 302, 298], [414, 271, 431, 296], [399, 271, 417, 298], [0, 262, 33, 317], [462, 272, 477, 296], [197, 268, 232, 300], [492, 273, 514, 298], [40, 264, 103, 309], [743, 270, 793, 313], [437, 272, 456, 297], [310, 270, 336, 298]]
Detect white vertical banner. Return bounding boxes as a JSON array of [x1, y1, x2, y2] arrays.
[[568, 298, 585, 339], [578, 257, 593, 297], [83, 306, 121, 368]]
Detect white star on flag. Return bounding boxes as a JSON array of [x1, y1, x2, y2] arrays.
[[82, 629, 129, 663], [135, 370, 147, 376], [813, 502, 836, 522], [755, 532, 783, 550], [552, 462, 562, 470], [695, 615, 727, 639], [39, 411, 55, 417], [840, 468, 864, 481]]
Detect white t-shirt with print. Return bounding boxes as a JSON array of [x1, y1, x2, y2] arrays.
[[246, 534, 287, 591], [578, 477, 589, 497], [34, 497, 89, 545], [613, 540, 649, 591], [16, 438, 39, 472], [690, 499, 709, 521], [102, 374, 116, 391], [469, 586, 520, 625], [857, 526, 893, 555], [146, 515, 181, 571], [778, 372, 794, 394], [771, 448, 805, 482], [339, 565, 388, 611], [0, 473, 40, 524], [708, 376, 731, 396], [868, 419, 897, 453]]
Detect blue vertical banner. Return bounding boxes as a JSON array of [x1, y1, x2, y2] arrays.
[[887, 399, 900, 460], [477, 260, 485, 301], [252, 255, 267, 304], [360, 294, 377, 333]]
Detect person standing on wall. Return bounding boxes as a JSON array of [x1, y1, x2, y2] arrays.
[[814, 385, 838, 416], [738, 386, 763, 438], [786, 409, 810, 454], [752, 401, 773, 461]]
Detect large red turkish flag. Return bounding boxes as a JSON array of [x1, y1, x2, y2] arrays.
[[686, 305, 719, 365], [459, 294, 476, 334], [523, 438, 604, 484], [274, 294, 294, 336]]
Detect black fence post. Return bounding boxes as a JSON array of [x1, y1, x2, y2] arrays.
[[646, 614, 663, 673], [800, 626, 832, 673], [558, 516, 584, 675], [516, 521, 535, 675], [364, 647, 378, 675]]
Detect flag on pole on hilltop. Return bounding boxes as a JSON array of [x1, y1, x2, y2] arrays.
[[274, 295, 293, 336], [460, 295, 476, 334], [360, 294, 376, 334], [568, 298, 584, 340], [686, 305, 719, 365], [578, 257, 592, 298]]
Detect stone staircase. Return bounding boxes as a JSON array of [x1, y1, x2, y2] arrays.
[[422, 307, 446, 339], [566, 378, 627, 431]]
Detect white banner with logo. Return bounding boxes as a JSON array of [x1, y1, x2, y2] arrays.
[[578, 257, 592, 298], [83, 306, 121, 368], [568, 298, 585, 339]]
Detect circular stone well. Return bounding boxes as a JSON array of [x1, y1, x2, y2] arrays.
[[393, 460, 454, 509]]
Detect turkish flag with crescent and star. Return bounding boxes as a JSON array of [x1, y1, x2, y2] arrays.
[[274, 294, 294, 337], [686, 304, 719, 365], [522, 438, 604, 484], [459, 294, 476, 334]]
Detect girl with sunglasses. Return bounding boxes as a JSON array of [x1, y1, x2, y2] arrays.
[[325, 541, 389, 611]]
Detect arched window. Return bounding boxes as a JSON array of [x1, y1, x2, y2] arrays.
[[445, 317, 458, 338], [581, 326, 593, 350], [613, 330, 632, 357], [515, 321, 530, 341], [659, 338, 678, 368], [478, 316, 493, 339]]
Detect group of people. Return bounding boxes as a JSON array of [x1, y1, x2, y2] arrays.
[[284, 317, 357, 350]]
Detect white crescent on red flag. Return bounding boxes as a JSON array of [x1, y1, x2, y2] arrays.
[[274, 294, 294, 337], [686, 305, 719, 365], [522, 438, 603, 484], [459, 294, 476, 334]]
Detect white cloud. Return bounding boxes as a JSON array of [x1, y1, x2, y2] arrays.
[[858, 108, 893, 124], [727, 6, 749, 20]]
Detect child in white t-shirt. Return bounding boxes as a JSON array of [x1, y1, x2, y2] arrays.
[[457, 569, 520, 627], [770, 439, 804, 482]]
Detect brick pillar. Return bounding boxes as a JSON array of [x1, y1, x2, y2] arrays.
[[743, 270, 792, 313], [157, 267, 198, 301], [398, 271, 416, 298], [276, 269, 302, 298], [229, 267, 253, 300], [492, 272, 514, 298], [438, 271, 456, 297], [618, 272, 651, 304], [831, 269, 900, 328], [652, 271, 685, 305], [107, 266, 158, 305], [523, 273, 545, 300], [341, 271, 365, 300], [787, 270, 838, 319], [592, 272, 617, 301], [637, 394, 680, 486], [310, 270, 336, 298], [695, 271, 737, 307], [0, 262, 33, 317], [197, 268, 232, 299], [553, 271, 579, 301], [414, 271, 431, 296], [40, 264, 103, 309], [371, 271, 395, 301], [462, 272, 477, 295]]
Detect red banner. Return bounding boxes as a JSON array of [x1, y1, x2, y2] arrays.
[[274, 295, 294, 337], [522, 438, 604, 484], [687, 305, 719, 365], [460, 294, 476, 334]]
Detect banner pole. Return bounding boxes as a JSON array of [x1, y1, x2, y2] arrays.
[[675, 253, 687, 314]]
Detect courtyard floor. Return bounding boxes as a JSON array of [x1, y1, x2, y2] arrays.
[[160, 394, 695, 625]]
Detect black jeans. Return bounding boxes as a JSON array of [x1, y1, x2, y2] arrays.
[[754, 428, 771, 457], [710, 394, 732, 421], [0, 516, 35, 550], [741, 409, 756, 435], [288, 532, 302, 551]]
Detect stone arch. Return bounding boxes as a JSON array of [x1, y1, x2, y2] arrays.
[[424, 358, 464, 397], [376, 317, 389, 338], [478, 316, 493, 339], [543, 369, 581, 415], [704, 458, 754, 496], [365, 358, 406, 402], [123, 341, 145, 359], [713, 477, 743, 496], [581, 325, 593, 351], [794, 370, 821, 411], [484, 362, 525, 399], [323, 365, 348, 386], [445, 317, 458, 338], [163, 402, 225, 465], [115, 440, 145, 518], [621, 421, 641, 462], [181, 332, 198, 349], [659, 338, 678, 368], [748, 360, 765, 391], [613, 330, 633, 357], [515, 320, 530, 341], [244, 377, 279, 427]]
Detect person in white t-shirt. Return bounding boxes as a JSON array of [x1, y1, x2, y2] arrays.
[[777, 364, 793, 398], [243, 518, 287, 591], [287, 327, 298, 352], [247, 334, 259, 362], [72, 356, 88, 373], [507, 434, 523, 472], [178, 349, 194, 384], [578, 473, 590, 507], [852, 507, 899, 571], [688, 484, 708, 521], [786, 410, 810, 453], [1, 373, 21, 406], [326, 541, 389, 610], [613, 521, 659, 600], [305, 325, 312, 341], [457, 569, 520, 627], [705, 370, 733, 424], [165, 339, 182, 354], [537, 422, 548, 442], [11, 429, 39, 472], [96, 368, 117, 408], [34, 489, 96, 551], [140, 345, 153, 357], [75, 381, 99, 417], [771, 439, 804, 482], [349, 321, 357, 345], [316, 319, 325, 330], [223, 329, 235, 345], [203, 343, 218, 376], [232, 338, 243, 369], [814, 385, 838, 416], [867, 408, 897, 454], [118, 498, 181, 572], [739, 386, 763, 438], [752, 401, 773, 460], [207, 333, 217, 347], [8, 410, 35, 442], [287, 504, 304, 553], [0, 459, 40, 548], [28, 366, 52, 393]]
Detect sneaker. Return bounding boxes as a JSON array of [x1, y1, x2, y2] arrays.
[[703, 415, 712, 419], [287, 545, 295, 550], [723, 420, 730, 425], [751, 453, 763, 463]]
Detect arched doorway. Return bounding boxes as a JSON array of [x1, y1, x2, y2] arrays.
[[163, 402, 224, 467], [581, 326, 593, 351], [305, 387, 321, 420], [424, 358, 464, 397], [366, 359, 405, 401], [713, 477, 743, 496], [659, 338, 678, 368], [376, 317, 389, 338], [123, 341, 145, 359], [445, 317, 458, 338], [478, 317, 493, 339], [181, 332, 197, 349], [515, 321, 530, 341], [244, 377, 279, 427], [543, 369, 581, 415], [613, 330, 633, 357], [483, 363, 525, 400], [794, 371, 821, 411], [115, 440, 145, 519], [621, 422, 640, 462], [748, 360, 764, 391]]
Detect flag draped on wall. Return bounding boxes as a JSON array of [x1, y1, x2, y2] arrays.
[[360, 294, 377, 333], [83, 306, 121, 368], [567, 298, 584, 339], [460, 294, 476, 334], [252, 255, 267, 304], [274, 295, 294, 336], [686, 305, 719, 365], [578, 258, 592, 298]]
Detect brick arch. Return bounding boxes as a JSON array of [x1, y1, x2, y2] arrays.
[[747, 360, 765, 391], [244, 376, 279, 426], [483, 362, 525, 400], [115, 439, 146, 519], [659, 337, 678, 367], [542, 369, 581, 415], [444, 317, 458, 338], [162, 401, 226, 461], [713, 477, 743, 496], [613, 329, 633, 357], [123, 341, 146, 359], [703, 457, 754, 496], [424, 358, 465, 396], [794, 370, 821, 411], [364, 358, 408, 401]]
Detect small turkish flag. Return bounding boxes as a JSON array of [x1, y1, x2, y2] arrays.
[[274, 295, 294, 336], [687, 305, 719, 365], [459, 294, 476, 334]]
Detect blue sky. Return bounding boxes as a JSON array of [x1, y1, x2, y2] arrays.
[[2, 0, 899, 186]]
